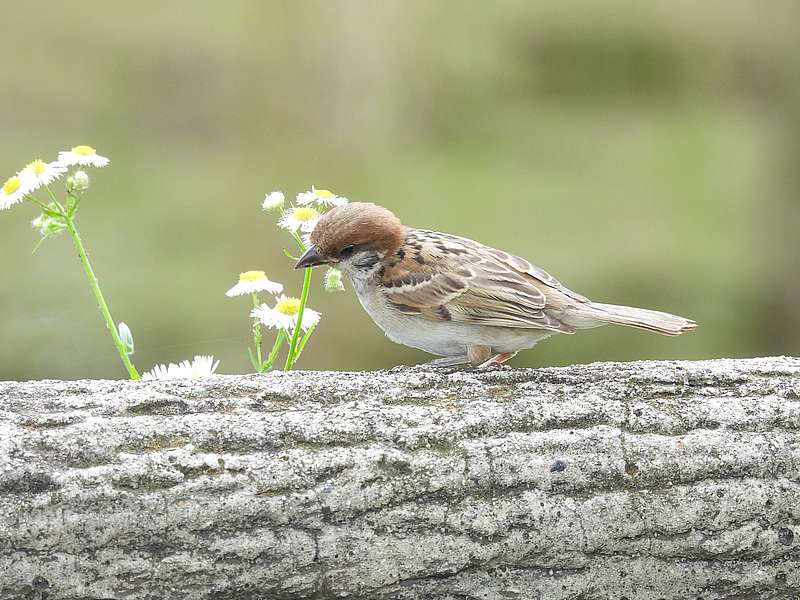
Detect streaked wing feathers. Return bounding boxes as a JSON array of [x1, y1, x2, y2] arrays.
[[484, 247, 588, 303], [382, 229, 580, 333], [383, 269, 470, 308]]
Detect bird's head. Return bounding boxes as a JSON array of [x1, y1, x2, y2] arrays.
[[294, 202, 406, 276]]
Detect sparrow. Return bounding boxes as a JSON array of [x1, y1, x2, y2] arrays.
[[295, 202, 696, 368]]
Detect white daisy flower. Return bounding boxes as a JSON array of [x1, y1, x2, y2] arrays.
[[262, 191, 285, 212], [142, 355, 220, 380], [278, 206, 320, 233], [0, 175, 31, 210], [226, 271, 284, 297], [182, 355, 219, 378], [251, 296, 321, 332], [57, 145, 110, 168], [296, 186, 348, 207], [142, 363, 170, 380], [19, 159, 67, 192]]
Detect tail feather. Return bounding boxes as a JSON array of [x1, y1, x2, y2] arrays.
[[582, 302, 697, 336]]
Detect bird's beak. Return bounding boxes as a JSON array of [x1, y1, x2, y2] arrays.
[[294, 244, 331, 269]]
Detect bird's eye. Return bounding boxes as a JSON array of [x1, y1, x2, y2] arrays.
[[339, 245, 356, 257]]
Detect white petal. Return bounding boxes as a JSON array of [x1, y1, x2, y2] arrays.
[[56, 150, 110, 168], [278, 212, 300, 232], [226, 277, 283, 297], [296, 190, 316, 205], [142, 355, 218, 379], [225, 281, 247, 297], [300, 308, 321, 331]]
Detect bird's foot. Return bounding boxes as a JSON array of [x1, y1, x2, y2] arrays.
[[477, 352, 518, 370], [424, 355, 472, 368]]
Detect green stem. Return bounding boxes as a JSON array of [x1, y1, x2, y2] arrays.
[[24, 194, 52, 213], [263, 331, 286, 370], [283, 265, 313, 371], [296, 323, 316, 358], [43, 184, 66, 215], [67, 193, 83, 217], [63, 216, 140, 379], [251, 293, 263, 372], [291, 230, 306, 251]]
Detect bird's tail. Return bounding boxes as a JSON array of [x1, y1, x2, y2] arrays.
[[574, 302, 697, 336]]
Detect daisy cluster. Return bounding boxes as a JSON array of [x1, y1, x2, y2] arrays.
[[1, 145, 108, 210], [224, 186, 349, 373], [264, 185, 348, 246], [251, 294, 321, 333], [1, 144, 151, 380], [225, 268, 321, 332], [3, 143, 228, 382], [266, 185, 348, 293], [2, 144, 353, 378], [142, 186, 348, 378], [262, 184, 350, 301]]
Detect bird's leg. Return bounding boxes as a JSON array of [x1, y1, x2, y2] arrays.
[[425, 355, 471, 368], [467, 344, 492, 365], [477, 351, 518, 370]]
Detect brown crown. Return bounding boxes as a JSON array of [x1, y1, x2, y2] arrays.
[[310, 202, 407, 257]]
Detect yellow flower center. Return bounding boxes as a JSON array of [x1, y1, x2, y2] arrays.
[[71, 145, 97, 156], [275, 297, 301, 316], [293, 206, 318, 222], [314, 189, 335, 199], [26, 160, 47, 176], [3, 176, 21, 195], [239, 270, 267, 282]]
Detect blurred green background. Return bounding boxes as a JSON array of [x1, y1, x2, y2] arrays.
[[1, 1, 798, 380]]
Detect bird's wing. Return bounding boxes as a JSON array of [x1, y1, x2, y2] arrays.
[[381, 229, 585, 333]]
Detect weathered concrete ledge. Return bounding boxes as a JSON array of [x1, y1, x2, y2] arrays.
[[1, 357, 799, 599]]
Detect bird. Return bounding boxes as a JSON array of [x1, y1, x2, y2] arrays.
[[295, 202, 696, 368]]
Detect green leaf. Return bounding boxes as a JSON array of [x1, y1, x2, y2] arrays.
[[263, 333, 285, 370], [247, 346, 261, 372], [31, 236, 49, 255], [296, 324, 316, 359], [291, 231, 306, 252]]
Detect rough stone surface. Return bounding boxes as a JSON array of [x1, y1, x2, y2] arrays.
[[0, 357, 799, 599]]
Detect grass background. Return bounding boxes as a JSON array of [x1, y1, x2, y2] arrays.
[[1, 1, 798, 379]]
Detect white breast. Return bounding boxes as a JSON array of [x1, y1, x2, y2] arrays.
[[350, 277, 555, 357]]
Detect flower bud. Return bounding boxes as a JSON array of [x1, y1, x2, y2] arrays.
[[31, 214, 45, 230], [324, 267, 345, 292], [31, 213, 67, 237], [262, 191, 285, 212], [66, 170, 90, 195], [118, 322, 135, 355]]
